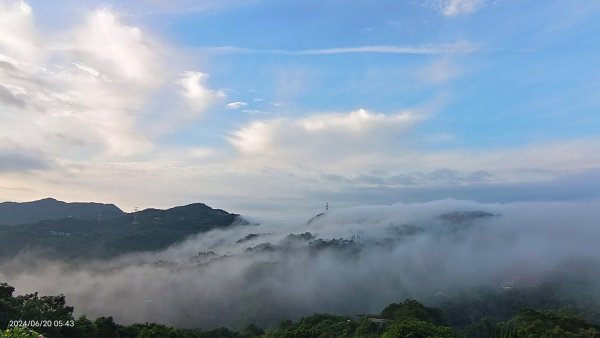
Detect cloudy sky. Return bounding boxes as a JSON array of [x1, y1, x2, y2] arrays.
[[0, 0, 599, 214]]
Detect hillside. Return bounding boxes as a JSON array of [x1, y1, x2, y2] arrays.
[[0, 201, 243, 259], [0, 198, 124, 225]]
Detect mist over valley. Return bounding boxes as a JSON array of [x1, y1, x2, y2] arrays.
[[1, 199, 599, 332]]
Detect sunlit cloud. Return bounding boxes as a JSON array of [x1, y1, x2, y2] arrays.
[[229, 109, 420, 158], [179, 71, 225, 113], [0, 1, 221, 160]]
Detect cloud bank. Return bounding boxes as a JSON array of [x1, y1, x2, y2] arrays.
[[0, 0, 221, 159], [1, 200, 599, 329], [229, 109, 419, 160]]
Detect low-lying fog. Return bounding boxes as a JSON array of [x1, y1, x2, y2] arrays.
[[1, 200, 599, 329]]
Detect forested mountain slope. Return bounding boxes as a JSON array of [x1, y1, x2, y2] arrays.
[[0, 201, 242, 259]]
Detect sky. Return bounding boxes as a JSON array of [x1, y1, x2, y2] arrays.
[[0, 0, 599, 215]]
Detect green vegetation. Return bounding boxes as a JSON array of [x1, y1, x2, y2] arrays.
[[512, 309, 600, 337], [1, 327, 42, 338], [2, 282, 600, 338]]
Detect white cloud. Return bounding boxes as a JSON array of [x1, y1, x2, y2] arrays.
[[0, 1, 221, 158], [0, 0, 38, 62], [230, 120, 275, 155], [198, 42, 477, 55], [300, 109, 413, 132], [71, 9, 165, 88], [442, 0, 482, 17], [226, 101, 248, 109], [227, 107, 600, 185], [178, 71, 225, 113], [3, 136, 600, 214], [242, 109, 270, 115], [229, 109, 420, 159], [298, 44, 475, 55]]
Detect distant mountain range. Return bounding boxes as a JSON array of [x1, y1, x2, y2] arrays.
[[0, 198, 243, 260], [0, 198, 124, 225]]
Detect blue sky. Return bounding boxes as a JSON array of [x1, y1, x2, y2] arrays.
[[1, 0, 599, 214]]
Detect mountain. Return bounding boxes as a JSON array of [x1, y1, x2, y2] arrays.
[[0, 198, 124, 225], [0, 200, 244, 259]]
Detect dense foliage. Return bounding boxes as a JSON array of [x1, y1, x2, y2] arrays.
[[1, 327, 43, 338], [2, 282, 600, 338]]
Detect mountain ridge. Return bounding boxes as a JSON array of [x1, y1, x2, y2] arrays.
[[0, 198, 244, 259], [0, 197, 124, 225]]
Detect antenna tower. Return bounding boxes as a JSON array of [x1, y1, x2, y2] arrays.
[[132, 207, 139, 225]]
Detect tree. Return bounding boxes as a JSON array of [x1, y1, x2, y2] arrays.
[[380, 300, 446, 325], [198, 327, 240, 338], [262, 314, 361, 338], [461, 317, 499, 338], [382, 319, 457, 338], [513, 309, 600, 337], [135, 323, 180, 338], [9, 292, 73, 338], [353, 317, 382, 338], [240, 324, 264, 338], [67, 315, 97, 338], [15, 293, 73, 322], [0, 284, 18, 330], [0, 285, 14, 300], [94, 317, 119, 338]]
